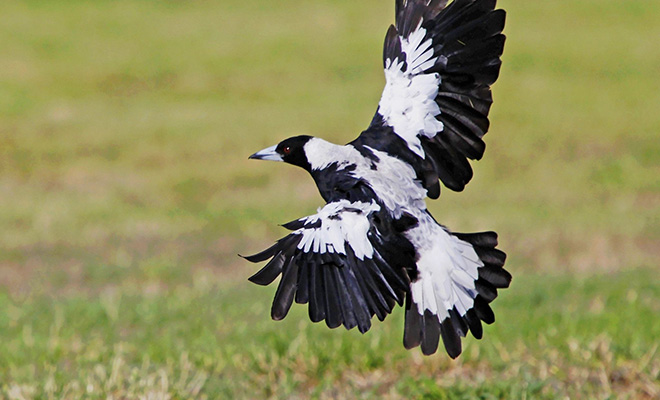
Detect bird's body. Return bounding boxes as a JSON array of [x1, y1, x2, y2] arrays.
[[245, 0, 511, 358], [306, 138, 427, 212]]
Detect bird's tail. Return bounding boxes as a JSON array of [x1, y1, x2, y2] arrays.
[[403, 226, 511, 358]]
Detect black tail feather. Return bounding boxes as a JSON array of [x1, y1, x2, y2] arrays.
[[404, 229, 510, 357]]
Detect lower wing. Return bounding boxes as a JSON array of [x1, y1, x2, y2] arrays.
[[243, 200, 416, 333]]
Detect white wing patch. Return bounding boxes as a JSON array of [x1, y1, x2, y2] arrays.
[[408, 220, 483, 321], [378, 24, 443, 158], [295, 200, 380, 260]]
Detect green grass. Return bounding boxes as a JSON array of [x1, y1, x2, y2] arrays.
[[1, 0, 659, 398], [2, 270, 658, 398]]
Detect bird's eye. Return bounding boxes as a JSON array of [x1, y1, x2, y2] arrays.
[[282, 146, 291, 155]]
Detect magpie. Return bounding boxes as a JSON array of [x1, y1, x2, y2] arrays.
[[244, 0, 511, 358]]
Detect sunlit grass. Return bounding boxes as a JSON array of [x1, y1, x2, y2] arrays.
[[1, 270, 658, 398], [0, 0, 659, 398]]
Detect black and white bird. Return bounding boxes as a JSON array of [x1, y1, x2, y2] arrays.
[[244, 0, 511, 358]]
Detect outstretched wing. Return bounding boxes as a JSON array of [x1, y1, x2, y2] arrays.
[[243, 200, 417, 333], [351, 0, 506, 199]]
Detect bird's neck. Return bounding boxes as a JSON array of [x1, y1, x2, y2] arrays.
[[303, 138, 353, 171]]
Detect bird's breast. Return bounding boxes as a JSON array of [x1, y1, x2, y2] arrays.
[[311, 163, 375, 204]]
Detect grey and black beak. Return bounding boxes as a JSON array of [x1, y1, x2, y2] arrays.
[[249, 145, 283, 161]]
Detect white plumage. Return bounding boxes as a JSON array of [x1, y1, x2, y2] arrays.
[[295, 200, 380, 260], [378, 24, 443, 157], [246, 0, 510, 358], [409, 220, 482, 320]]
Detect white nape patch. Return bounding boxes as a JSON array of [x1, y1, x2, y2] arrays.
[[295, 200, 380, 260], [378, 25, 443, 158], [304, 138, 364, 171], [408, 218, 483, 321]]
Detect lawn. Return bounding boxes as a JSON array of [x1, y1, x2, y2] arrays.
[[1, 0, 659, 398]]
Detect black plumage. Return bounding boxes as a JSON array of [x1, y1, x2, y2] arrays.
[[362, 0, 507, 194], [244, 201, 417, 331], [245, 0, 511, 358]]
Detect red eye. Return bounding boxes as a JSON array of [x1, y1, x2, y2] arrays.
[[282, 146, 291, 155]]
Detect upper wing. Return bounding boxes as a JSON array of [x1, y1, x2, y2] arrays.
[[351, 0, 506, 199], [243, 200, 417, 333]]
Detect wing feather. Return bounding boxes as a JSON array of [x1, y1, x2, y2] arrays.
[[244, 200, 416, 332], [352, 0, 506, 197]]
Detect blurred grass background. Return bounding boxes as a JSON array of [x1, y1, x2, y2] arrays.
[[0, 0, 658, 398]]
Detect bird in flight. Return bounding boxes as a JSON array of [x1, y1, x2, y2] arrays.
[[244, 0, 511, 358]]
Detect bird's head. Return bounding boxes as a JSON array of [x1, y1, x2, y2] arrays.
[[249, 135, 313, 171]]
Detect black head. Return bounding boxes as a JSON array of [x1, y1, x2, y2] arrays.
[[249, 135, 313, 171]]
